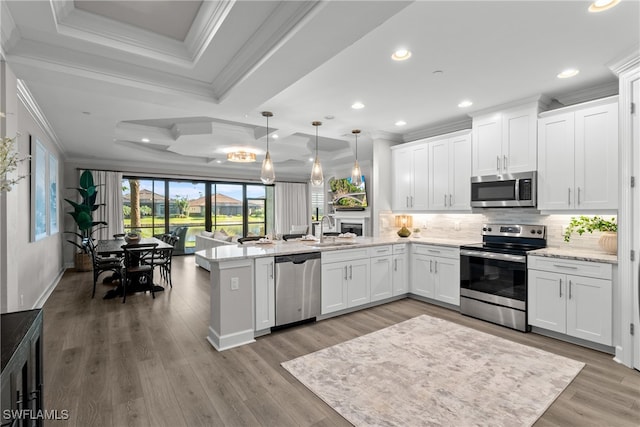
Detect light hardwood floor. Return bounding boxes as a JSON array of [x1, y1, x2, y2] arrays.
[[43, 256, 640, 427]]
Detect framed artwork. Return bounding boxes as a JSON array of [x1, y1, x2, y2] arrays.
[[30, 135, 58, 240]]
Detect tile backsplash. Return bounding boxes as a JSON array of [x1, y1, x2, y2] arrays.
[[379, 210, 617, 253]]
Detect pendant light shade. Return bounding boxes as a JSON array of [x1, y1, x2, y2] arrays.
[[350, 129, 363, 187], [310, 121, 324, 186], [260, 111, 275, 184]]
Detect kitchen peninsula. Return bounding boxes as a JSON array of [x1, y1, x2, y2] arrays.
[[196, 236, 474, 351]]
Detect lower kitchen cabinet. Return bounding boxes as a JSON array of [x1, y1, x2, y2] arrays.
[[392, 244, 408, 295], [528, 256, 612, 346], [321, 248, 370, 315], [254, 257, 275, 331], [370, 248, 393, 302], [411, 244, 460, 305]]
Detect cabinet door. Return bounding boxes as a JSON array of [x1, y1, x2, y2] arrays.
[[566, 275, 612, 345], [411, 145, 429, 210], [527, 270, 566, 333], [429, 139, 450, 210], [254, 258, 275, 330], [434, 257, 460, 306], [321, 262, 348, 314], [392, 253, 408, 295], [449, 133, 472, 211], [347, 259, 371, 308], [574, 102, 618, 210], [392, 148, 413, 210], [502, 108, 537, 173], [411, 254, 435, 298], [537, 113, 575, 210], [472, 116, 502, 176], [370, 256, 393, 302]]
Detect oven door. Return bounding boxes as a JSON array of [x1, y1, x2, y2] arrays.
[[459, 249, 527, 310]]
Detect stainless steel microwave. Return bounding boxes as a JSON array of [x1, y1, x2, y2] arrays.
[[470, 171, 536, 208]]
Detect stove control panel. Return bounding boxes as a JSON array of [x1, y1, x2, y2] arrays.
[[482, 224, 546, 239]]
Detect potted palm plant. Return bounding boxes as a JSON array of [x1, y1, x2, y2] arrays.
[[563, 215, 617, 254], [65, 170, 107, 271]]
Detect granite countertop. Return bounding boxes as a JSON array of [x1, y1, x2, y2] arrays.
[[196, 236, 477, 262], [529, 247, 618, 264]]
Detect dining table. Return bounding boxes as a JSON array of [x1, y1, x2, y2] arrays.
[[96, 237, 173, 299]]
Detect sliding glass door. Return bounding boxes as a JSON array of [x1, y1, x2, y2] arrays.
[[168, 181, 205, 254]]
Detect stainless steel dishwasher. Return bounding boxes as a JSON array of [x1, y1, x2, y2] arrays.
[[274, 252, 321, 327]]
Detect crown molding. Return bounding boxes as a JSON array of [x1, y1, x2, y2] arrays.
[[468, 94, 552, 118], [369, 130, 403, 143], [0, 1, 20, 55], [552, 80, 619, 106], [16, 79, 64, 157], [184, 0, 236, 64], [402, 117, 472, 143], [607, 45, 640, 76]]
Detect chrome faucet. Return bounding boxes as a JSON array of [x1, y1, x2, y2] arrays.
[[319, 215, 335, 243]]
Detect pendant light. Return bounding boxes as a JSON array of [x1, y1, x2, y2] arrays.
[[310, 121, 324, 186], [260, 111, 275, 184], [350, 129, 362, 187]]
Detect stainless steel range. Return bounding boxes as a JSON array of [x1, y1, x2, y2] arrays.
[[459, 224, 546, 331]]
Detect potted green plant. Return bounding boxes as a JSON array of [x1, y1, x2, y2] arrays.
[[563, 215, 617, 254], [64, 170, 107, 271]]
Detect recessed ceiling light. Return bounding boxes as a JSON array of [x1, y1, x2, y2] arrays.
[[82, 111, 91, 115], [351, 102, 365, 110], [272, 134, 278, 139], [557, 68, 580, 79], [216, 160, 222, 164], [391, 49, 412, 61], [324, 115, 335, 120], [141, 137, 150, 142], [432, 70, 444, 76], [395, 120, 407, 126], [308, 157, 314, 162], [588, 0, 620, 12], [458, 100, 473, 108]]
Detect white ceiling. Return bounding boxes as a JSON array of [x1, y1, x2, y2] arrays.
[[2, 0, 639, 181]]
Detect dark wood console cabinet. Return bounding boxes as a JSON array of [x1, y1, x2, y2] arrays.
[[1, 309, 43, 427]]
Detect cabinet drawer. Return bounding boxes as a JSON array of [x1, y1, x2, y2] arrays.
[[528, 256, 612, 280], [369, 245, 392, 257], [322, 247, 370, 264], [412, 244, 459, 259], [393, 244, 407, 255]]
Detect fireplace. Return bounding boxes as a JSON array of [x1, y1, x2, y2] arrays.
[[340, 222, 363, 236]]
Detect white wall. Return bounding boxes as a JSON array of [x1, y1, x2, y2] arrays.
[[1, 61, 65, 313]]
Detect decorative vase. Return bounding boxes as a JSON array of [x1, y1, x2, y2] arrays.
[[598, 231, 617, 254], [397, 226, 411, 238], [125, 233, 141, 243]]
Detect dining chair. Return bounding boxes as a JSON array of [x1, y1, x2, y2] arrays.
[[120, 242, 159, 303], [142, 242, 175, 288], [84, 239, 123, 298]]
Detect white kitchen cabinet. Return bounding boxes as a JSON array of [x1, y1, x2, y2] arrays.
[[391, 141, 428, 210], [472, 103, 539, 176], [370, 255, 392, 302], [392, 244, 408, 295], [429, 131, 471, 211], [410, 244, 460, 305], [528, 256, 613, 346], [538, 96, 618, 211], [254, 257, 275, 331], [321, 248, 370, 314]]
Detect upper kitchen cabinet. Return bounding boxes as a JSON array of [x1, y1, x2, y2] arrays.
[[428, 130, 472, 211], [471, 99, 547, 176], [391, 141, 429, 210], [538, 96, 618, 211]]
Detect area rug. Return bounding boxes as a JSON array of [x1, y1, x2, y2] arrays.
[[281, 314, 584, 427]]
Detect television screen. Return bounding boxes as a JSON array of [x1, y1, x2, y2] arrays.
[[329, 176, 367, 209]]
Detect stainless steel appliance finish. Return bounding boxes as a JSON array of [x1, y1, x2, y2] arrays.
[[460, 224, 546, 332], [470, 171, 537, 208], [274, 252, 321, 327]]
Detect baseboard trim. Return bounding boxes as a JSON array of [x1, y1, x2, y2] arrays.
[[33, 267, 65, 309], [207, 326, 255, 351]]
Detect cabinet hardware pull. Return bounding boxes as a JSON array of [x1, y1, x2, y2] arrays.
[[349, 265, 353, 279], [427, 249, 441, 253], [577, 187, 581, 205], [434, 260, 438, 274], [394, 259, 398, 271], [270, 262, 274, 279], [504, 155, 508, 171], [569, 280, 572, 299], [449, 194, 453, 206], [559, 278, 562, 297], [553, 264, 578, 269], [344, 266, 348, 280], [568, 188, 571, 205], [497, 156, 500, 171], [429, 260, 433, 273]]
